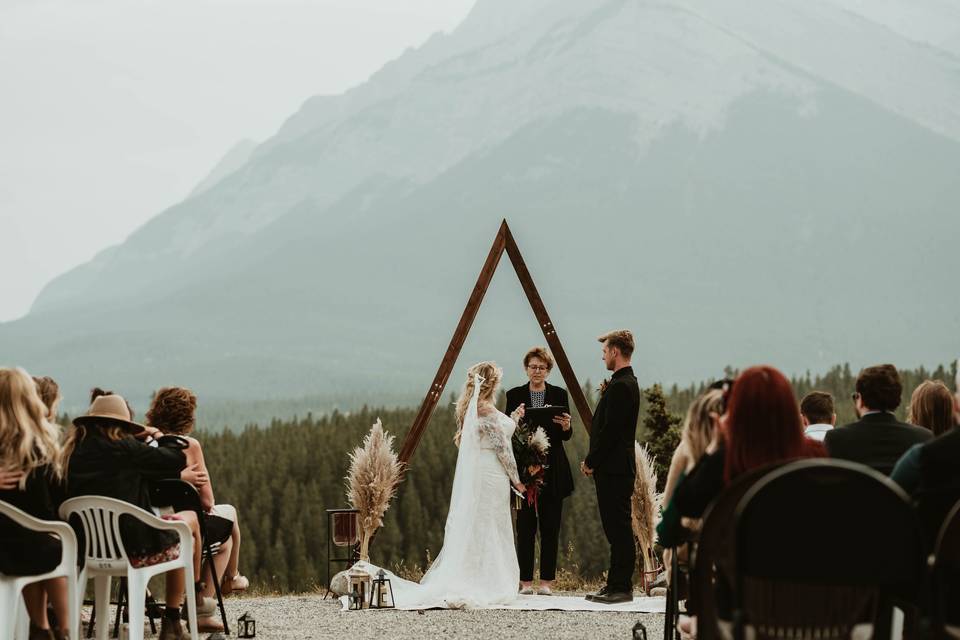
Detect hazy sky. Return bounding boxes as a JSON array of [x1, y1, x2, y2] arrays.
[[0, 0, 475, 322]]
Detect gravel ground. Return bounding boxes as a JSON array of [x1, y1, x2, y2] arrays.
[[214, 593, 664, 640]]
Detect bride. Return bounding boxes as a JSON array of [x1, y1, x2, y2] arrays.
[[353, 361, 527, 609]]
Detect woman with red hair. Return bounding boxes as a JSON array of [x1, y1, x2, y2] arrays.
[[673, 365, 826, 519]]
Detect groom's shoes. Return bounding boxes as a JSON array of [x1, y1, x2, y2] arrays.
[[584, 586, 609, 602], [587, 587, 633, 604]]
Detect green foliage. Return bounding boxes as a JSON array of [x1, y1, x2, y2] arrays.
[[640, 384, 682, 492]]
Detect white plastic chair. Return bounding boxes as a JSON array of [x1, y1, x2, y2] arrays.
[[0, 500, 79, 640], [59, 496, 198, 640]]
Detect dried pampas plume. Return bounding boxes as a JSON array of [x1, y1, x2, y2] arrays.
[[529, 427, 550, 455], [632, 442, 661, 577], [345, 418, 405, 562]]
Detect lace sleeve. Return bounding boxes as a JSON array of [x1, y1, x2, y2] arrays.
[[477, 416, 520, 485]]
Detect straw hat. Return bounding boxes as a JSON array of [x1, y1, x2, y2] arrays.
[[73, 394, 146, 433]]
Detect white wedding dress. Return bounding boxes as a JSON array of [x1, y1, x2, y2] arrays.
[[345, 374, 522, 609]]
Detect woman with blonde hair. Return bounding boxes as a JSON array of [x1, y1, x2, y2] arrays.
[[0, 367, 70, 640], [662, 389, 725, 505], [358, 361, 526, 608]]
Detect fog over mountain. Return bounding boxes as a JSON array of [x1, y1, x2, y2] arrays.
[[4, 0, 959, 415]]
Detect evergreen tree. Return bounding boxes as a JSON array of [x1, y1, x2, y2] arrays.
[[640, 384, 682, 492]]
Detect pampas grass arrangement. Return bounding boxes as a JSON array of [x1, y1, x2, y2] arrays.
[[632, 442, 661, 578], [345, 418, 405, 562]]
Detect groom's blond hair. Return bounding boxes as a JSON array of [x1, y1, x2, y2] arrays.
[[598, 330, 635, 358]]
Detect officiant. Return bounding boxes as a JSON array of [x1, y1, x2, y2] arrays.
[[505, 347, 574, 595]]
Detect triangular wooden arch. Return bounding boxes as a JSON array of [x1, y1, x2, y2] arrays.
[[398, 219, 592, 464]]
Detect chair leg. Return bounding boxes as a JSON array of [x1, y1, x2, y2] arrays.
[[125, 573, 146, 640], [16, 598, 30, 640], [93, 576, 111, 640], [113, 578, 125, 638], [182, 564, 199, 640], [207, 546, 230, 635], [0, 582, 19, 640], [66, 573, 80, 640]]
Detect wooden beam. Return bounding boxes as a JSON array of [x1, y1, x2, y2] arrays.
[[503, 223, 593, 433], [397, 221, 508, 463]]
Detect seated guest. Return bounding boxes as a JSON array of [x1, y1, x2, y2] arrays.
[[62, 389, 207, 640], [800, 391, 835, 442], [504, 347, 573, 596], [824, 364, 931, 475], [658, 388, 723, 573], [0, 368, 70, 640], [672, 365, 826, 521], [891, 379, 958, 494], [147, 387, 247, 620], [32, 376, 62, 424], [663, 389, 724, 504]]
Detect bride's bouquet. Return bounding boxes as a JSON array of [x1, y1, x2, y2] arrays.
[[511, 424, 550, 511]]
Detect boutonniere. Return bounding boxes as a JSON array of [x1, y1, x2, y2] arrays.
[[598, 378, 610, 397]]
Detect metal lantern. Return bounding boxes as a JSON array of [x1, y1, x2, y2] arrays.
[[348, 567, 372, 610], [369, 569, 395, 609], [632, 621, 648, 640], [237, 612, 256, 638]]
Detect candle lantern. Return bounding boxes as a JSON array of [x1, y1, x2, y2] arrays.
[[632, 621, 647, 640], [348, 567, 372, 610], [237, 612, 256, 638], [369, 569, 395, 609]]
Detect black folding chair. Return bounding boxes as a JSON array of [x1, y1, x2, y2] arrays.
[[732, 459, 925, 640], [931, 498, 960, 637], [149, 479, 230, 635], [689, 464, 781, 640]]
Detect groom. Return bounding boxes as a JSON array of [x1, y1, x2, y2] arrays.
[[581, 330, 641, 603]]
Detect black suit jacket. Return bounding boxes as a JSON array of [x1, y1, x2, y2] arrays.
[[824, 412, 932, 476], [506, 382, 574, 499], [586, 366, 641, 476]]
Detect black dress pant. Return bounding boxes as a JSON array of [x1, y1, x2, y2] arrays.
[[516, 493, 563, 581], [595, 473, 635, 592]]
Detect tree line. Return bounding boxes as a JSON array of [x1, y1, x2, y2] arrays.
[[199, 362, 956, 592]]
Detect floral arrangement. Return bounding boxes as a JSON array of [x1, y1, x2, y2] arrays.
[[511, 424, 550, 510], [345, 419, 405, 562], [632, 442, 661, 579]]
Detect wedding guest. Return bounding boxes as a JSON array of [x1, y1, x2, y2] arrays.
[[62, 389, 208, 640], [672, 366, 826, 521], [505, 347, 573, 596], [799, 391, 835, 442], [32, 376, 62, 422], [891, 380, 958, 494], [657, 388, 723, 571], [0, 368, 70, 640], [824, 365, 931, 475], [147, 386, 247, 627]]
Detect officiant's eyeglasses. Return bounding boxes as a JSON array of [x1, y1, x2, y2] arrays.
[[526, 365, 549, 372]]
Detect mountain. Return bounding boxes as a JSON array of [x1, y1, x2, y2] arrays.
[[4, 0, 959, 418], [189, 139, 258, 197]]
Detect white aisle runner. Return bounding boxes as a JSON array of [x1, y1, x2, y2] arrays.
[[341, 593, 666, 613]]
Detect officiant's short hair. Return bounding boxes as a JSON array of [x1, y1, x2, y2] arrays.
[[598, 330, 635, 358], [523, 347, 553, 371]]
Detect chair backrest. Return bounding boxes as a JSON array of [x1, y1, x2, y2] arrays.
[[734, 459, 924, 634], [692, 463, 781, 640], [933, 498, 960, 626], [916, 484, 960, 554], [60, 496, 147, 571]]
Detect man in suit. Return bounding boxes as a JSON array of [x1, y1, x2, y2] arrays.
[[505, 347, 574, 596], [825, 364, 932, 475], [581, 330, 641, 603]]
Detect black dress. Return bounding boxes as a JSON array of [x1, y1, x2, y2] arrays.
[[66, 430, 187, 557], [0, 464, 63, 576]]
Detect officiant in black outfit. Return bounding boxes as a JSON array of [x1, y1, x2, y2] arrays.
[[505, 347, 574, 595]]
